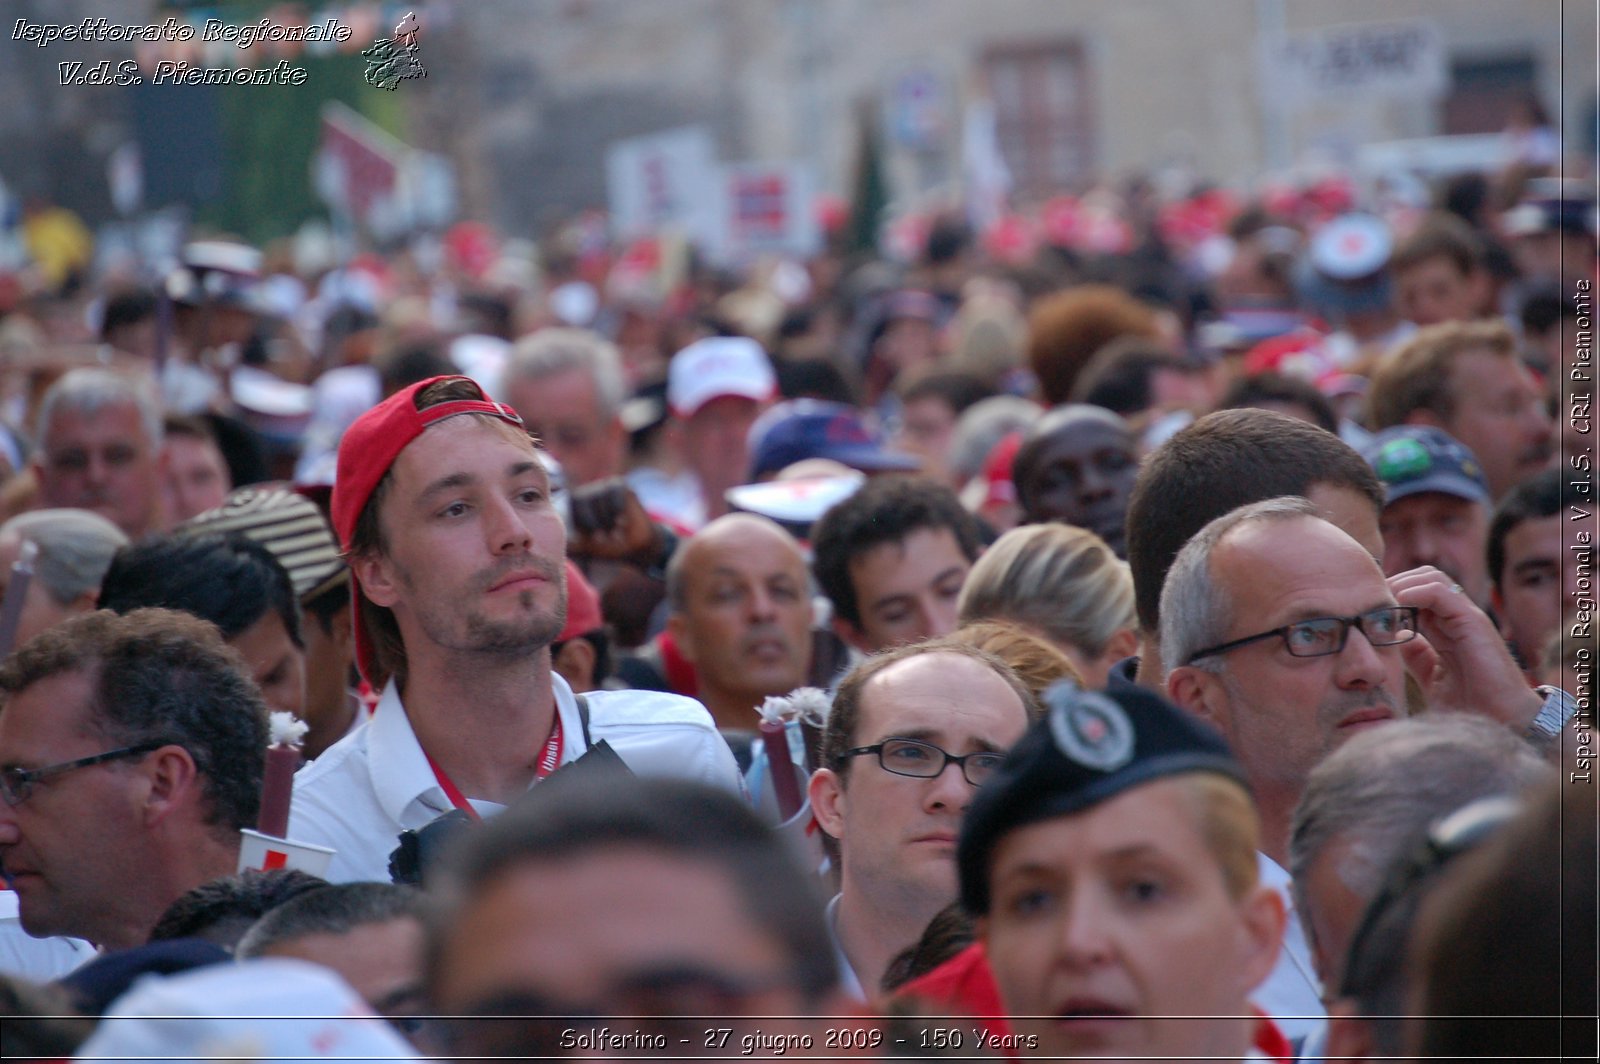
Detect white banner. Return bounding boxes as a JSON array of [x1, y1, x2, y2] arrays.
[[605, 126, 718, 243], [1263, 19, 1447, 108], [711, 161, 820, 263]]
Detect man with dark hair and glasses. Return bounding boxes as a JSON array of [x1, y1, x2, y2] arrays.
[[0, 608, 269, 953], [807, 638, 1035, 999], [1157, 495, 1555, 1046]]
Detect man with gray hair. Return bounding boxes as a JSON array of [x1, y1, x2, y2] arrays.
[[503, 328, 628, 489], [1161, 496, 1550, 860], [1157, 495, 1550, 1042], [30, 369, 166, 540], [0, 509, 128, 648], [1288, 715, 1550, 1063]]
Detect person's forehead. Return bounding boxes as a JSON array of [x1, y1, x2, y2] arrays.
[[990, 777, 1210, 873], [1399, 254, 1467, 280], [0, 670, 97, 757], [1214, 515, 1388, 615], [1450, 347, 1526, 393], [511, 365, 600, 411], [852, 525, 968, 582], [45, 402, 146, 448], [688, 394, 761, 422], [388, 416, 538, 485], [687, 521, 805, 579], [442, 849, 781, 1001], [858, 652, 1024, 734], [1504, 512, 1562, 558], [277, 917, 423, 962], [167, 434, 226, 466]]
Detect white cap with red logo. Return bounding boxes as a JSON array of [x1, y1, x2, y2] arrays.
[[667, 336, 777, 417]]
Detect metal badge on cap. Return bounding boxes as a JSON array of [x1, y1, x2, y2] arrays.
[[1045, 681, 1135, 772]]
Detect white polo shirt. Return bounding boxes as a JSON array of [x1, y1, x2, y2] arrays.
[[288, 673, 743, 883]]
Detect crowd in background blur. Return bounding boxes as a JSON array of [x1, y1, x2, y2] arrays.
[[0, 91, 1595, 1063]]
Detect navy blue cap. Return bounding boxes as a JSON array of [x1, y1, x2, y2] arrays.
[[56, 938, 231, 1016], [958, 681, 1247, 915], [1361, 425, 1490, 506], [747, 399, 920, 480]]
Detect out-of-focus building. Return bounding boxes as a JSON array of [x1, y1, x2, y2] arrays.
[[0, 0, 1590, 241], [459, 0, 1591, 230]]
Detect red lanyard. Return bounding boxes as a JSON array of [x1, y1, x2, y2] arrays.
[[424, 714, 564, 821]]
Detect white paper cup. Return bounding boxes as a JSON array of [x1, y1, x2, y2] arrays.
[[237, 828, 336, 878]]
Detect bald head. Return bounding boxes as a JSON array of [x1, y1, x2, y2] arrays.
[[666, 514, 814, 728]]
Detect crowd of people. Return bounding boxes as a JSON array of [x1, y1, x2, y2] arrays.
[[0, 143, 1594, 1061]]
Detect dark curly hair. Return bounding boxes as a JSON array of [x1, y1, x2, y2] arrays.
[[811, 475, 982, 629]]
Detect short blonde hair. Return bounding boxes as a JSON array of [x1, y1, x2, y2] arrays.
[[957, 523, 1136, 658], [950, 620, 1082, 711], [1174, 773, 1261, 901]]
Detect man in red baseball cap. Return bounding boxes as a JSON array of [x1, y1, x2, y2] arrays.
[[288, 376, 741, 882]]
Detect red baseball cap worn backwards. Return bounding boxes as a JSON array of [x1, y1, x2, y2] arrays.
[[331, 375, 524, 686]]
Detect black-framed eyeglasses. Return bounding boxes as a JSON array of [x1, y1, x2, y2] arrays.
[[844, 737, 1005, 786], [1184, 605, 1420, 665], [0, 740, 168, 807]]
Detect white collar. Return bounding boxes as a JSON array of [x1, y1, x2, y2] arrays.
[[366, 673, 587, 826], [825, 894, 867, 1001]]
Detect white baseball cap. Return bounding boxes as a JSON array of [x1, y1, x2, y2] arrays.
[[74, 958, 419, 1064], [667, 336, 776, 417]]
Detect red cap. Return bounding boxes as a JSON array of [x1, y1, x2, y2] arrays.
[[981, 430, 1023, 509], [331, 375, 524, 685], [558, 561, 604, 642]]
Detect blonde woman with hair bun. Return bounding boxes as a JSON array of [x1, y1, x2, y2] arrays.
[[956, 522, 1138, 688]]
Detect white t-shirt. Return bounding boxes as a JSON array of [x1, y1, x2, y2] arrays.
[[288, 673, 742, 883]]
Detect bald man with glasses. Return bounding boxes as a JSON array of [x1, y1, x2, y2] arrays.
[[1156, 494, 1559, 1046], [807, 638, 1036, 999]]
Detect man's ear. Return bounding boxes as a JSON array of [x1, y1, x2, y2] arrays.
[[1166, 664, 1229, 731], [1490, 585, 1510, 637], [808, 767, 847, 840], [141, 744, 201, 827], [1468, 267, 1494, 318], [351, 551, 400, 609], [830, 615, 873, 655], [553, 637, 597, 694], [666, 612, 696, 664], [1102, 627, 1141, 667], [329, 602, 355, 655]]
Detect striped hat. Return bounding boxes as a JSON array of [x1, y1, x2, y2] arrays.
[[179, 486, 347, 604]]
